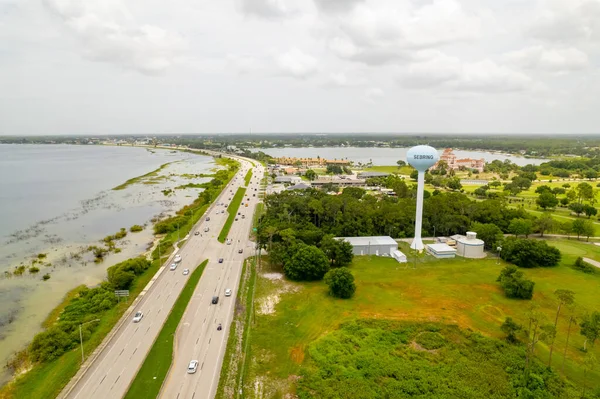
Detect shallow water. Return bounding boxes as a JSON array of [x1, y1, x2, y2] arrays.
[[0, 144, 216, 385]]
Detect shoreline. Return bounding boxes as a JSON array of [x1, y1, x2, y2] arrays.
[[0, 152, 240, 397], [0, 148, 222, 389]]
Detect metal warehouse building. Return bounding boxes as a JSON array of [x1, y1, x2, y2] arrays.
[[337, 236, 398, 256]]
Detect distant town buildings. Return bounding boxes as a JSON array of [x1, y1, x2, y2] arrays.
[[274, 157, 351, 167], [435, 148, 485, 173]]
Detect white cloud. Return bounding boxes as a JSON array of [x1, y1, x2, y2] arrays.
[[239, 0, 291, 19], [329, 0, 481, 65], [529, 0, 600, 43], [276, 48, 318, 79], [313, 0, 364, 14], [399, 52, 534, 93], [43, 0, 186, 75], [365, 87, 384, 102], [505, 45, 589, 72]]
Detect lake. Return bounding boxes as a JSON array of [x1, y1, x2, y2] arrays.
[[0, 144, 215, 385], [259, 147, 547, 166]]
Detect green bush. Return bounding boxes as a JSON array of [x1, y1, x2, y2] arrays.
[[500, 237, 561, 268], [324, 267, 356, 299], [415, 331, 446, 350], [574, 257, 596, 274], [130, 224, 143, 232], [496, 266, 535, 299]]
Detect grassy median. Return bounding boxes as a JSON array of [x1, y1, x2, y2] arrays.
[[123, 259, 208, 399], [218, 188, 246, 243], [244, 170, 252, 186]]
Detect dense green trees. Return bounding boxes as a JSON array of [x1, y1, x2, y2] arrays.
[[319, 235, 354, 267], [283, 243, 330, 281], [508, 218, 533, 237], [324, 268, 356, 299], [500, 238, 561, 268], [537, 192, 558, 209], [501, 317, 522, 343], [471, 222, 503, 250], [304, 169, 317, 181], [107, 257, 151, 290], [580, 311, 600, 351], [497, 266, 535, 299]]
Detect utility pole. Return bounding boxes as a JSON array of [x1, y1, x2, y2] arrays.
[[79, 319, 101, 364]]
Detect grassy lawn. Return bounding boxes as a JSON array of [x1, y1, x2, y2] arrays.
[[359, 165, 410, 174], [218, 188, 246, 243], [238, 239, 600, 397], [113, 162, 175, 190], [124, 260, 208, 399], [244, 170, 253, 186]]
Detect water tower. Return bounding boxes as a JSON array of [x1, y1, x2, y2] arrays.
[[407, 145, 439, 251]]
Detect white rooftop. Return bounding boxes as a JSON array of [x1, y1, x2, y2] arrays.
[[453, 233, 485, 246], [426, 243, 457, 253], [338, 236, 398, 246]]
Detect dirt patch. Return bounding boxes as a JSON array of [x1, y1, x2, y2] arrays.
[[262, 272, 284, 280], [290, 346, 305, 364], [258, 293, 280, 315]]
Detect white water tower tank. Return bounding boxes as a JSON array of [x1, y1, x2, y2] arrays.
[[407, 145, 439, 251]]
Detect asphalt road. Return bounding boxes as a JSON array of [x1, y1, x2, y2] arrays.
[[65, 157, 263, 399], [160, 166, 263, 399]]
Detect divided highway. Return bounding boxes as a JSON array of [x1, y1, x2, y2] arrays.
[[62, 155, 264, 399]]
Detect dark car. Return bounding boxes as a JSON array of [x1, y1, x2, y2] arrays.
[[211, 296, 219, 304], [218, 258, 224, 263]]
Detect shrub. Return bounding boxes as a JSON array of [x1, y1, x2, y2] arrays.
[[283, 244, 330, 281], [324, 267, 356, 299], [574, 257, 596, 274], [497, 266, 535, 299], [29, 266, 40, 274], [500, 237, 561, 268], [130, 224, 144, 232], [416, 331, 446, 350]]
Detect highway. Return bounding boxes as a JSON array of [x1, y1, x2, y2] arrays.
[[159, 166, 263, 399], [63, 155, 264, 399]]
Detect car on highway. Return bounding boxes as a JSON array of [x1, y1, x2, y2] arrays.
[[225, 288, 232, 297], [170, 263, 177, 270], [226, 239, 232, 245], [238, 248, 243, 253], [194, 231, 200, 236], [133, 311, 143, 323], [183, 268, 189, 275], [187, 360, 199, 374], [204, 227, 209, 232], [211, 296, 219, 304], [218, 258, 224, 263], [206, 217, 210, 221], [174, 254, 182, 263], [235, 218, 238, 221], [217, 323, 222, 331]]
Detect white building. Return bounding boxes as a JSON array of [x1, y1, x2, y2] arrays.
[[425, 243, 457, 259], [451, 232, 485, 258], [337, 236, 398, 256]]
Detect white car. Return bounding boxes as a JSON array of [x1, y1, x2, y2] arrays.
[[133, 311, 143, 323], [226, 239, 232, 245], [183, 269, 189, 275], [174, 254, 182, 263], [170, 263, 177, 271], [187, 360, 199, 374], [204, 227, 209, 232], [225, 289, 232, 297]]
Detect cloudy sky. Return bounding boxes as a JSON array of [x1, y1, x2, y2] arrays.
[[1, 0, 599, 135]]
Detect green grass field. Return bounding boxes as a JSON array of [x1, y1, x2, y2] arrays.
[[218, 188, 246, 243], [237, 239, 600, 397], [244, 170, 253, 186], [124, 260, 208, 399], [360, 165, 412, 175]]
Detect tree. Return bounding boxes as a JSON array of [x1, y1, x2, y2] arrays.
[[396, 160, 406, 169], [410, 169, 418, 181], [572, 219, 595, 241], [512, 176, 532, 190], [580, 311, 600, 351], [548, 290, 575, 367], [324, 267, 356, 299], [552, 187, 566, 196], [583, 204, 597, 219], [534, 214, 555, 237], [320, 235, 354, 267], [501, 317, 522, 343], [535, 185, 552, 195], [536, 192, 558, 209], [577, 182, 594, 203], [471, 222, 503, 250], [568, 202, 584, 217], [562, 313, 578, 373], [473, 187, 488, 198], [305, 169, 317, 181], [524, 305, 553, 369], [508, 218, 533, 238], [446, 177, 462, 191], [107, 267, 135, 290], [489, 180, 502, 189], [326, 164, 344, 175], [500, 237, 561, 268], [496, 265, 535, 299], [283, 244, 330, 281], [341, 187, 365, 199]]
